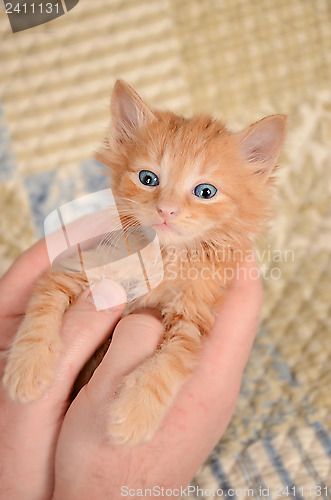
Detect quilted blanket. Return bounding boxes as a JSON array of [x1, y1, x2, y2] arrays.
[[1, 1, 331, 497]]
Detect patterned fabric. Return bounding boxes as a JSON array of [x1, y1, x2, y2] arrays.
[[0, 1, 331, 498]]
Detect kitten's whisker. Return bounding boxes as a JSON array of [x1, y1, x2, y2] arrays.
[[99, 219, 142, 263], [117, 197, 144, 207], [94, 221, 130, 259]]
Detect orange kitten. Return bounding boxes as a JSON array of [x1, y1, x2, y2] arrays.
[[3, 81, 286, 444]]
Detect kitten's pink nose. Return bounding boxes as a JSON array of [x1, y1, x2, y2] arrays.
[[157, 203, 179, 220]]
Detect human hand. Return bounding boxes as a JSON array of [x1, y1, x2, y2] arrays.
[[52, 258, 263, 499], [0, 240, 126, 500]]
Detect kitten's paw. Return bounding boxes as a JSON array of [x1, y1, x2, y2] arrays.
[[108, 392, 162, 445], [108, 374, 166, 445], [2, 340, 62, 403]]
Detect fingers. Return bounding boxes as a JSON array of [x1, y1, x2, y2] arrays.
[[148, 257, 264, 476], [83, 310, 164, 406], [0, 239, 52, 365], [46, 280, 127, 404], [208, 257, 263, 366], [51, 258, 263, 496], [51, 311, 164, 498], [194, 256, 264, 409], [159, 256, 263, 444], [0, 238, 50, 316]]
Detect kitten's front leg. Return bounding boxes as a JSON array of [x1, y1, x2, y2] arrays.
[[3, 270, 87, 402], [108, 318, 202, 445], [3, 310, 64, 403]]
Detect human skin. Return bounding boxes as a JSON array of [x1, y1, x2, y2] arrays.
[[0, 239, 126, 500], [0, 239, 263, 500]]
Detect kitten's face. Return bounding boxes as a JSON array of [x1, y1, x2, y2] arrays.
[[99, 81, 286, 249], [111, 118, 247, 247]]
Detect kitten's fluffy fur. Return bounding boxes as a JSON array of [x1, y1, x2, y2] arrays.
[[3, 81, 286, 444]]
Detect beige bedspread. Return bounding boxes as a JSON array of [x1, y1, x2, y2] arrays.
[[1, 1, 331, 497]]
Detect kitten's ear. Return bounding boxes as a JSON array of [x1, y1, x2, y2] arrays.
[[236, 115, 286, 177], [111, 80, 156, 140]]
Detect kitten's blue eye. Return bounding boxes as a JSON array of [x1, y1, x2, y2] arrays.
[[194, 183, 217, 199], [139, 170, 159, 186]]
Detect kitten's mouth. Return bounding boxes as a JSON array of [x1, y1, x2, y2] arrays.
[[152, 221, 179, 234]]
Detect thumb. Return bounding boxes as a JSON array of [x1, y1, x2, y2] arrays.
[[51, 279, 127, 402], [83, 311, 164, 407]]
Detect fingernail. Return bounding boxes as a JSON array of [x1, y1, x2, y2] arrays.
[[87, 279, 127, 311]]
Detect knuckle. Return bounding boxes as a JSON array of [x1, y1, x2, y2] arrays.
[[116, 313, 164, 340]]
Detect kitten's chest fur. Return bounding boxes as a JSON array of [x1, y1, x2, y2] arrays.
[[126, 243, 238, 327]]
